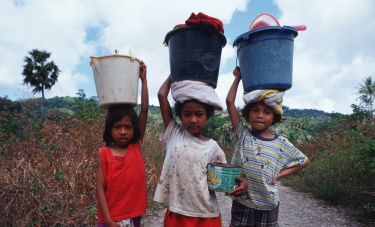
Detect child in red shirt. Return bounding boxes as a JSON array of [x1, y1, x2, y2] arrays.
[[96, 62, 148, 227]]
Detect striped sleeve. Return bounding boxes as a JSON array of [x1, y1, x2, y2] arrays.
[[231, 148, 242, 166], [282, 140, 308, 169], [230, 121, 248, 144], [230, 122, 248, 166]]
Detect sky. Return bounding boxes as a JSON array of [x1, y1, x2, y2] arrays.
[[1, 0, 374, 114]]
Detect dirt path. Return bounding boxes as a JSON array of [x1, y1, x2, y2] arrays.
[[144, 185, 365, 227]]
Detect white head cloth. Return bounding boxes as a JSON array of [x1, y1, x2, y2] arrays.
[[171, 80, 223, 110]]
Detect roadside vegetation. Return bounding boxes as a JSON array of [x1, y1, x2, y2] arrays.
[[1, 76, 374, 226]]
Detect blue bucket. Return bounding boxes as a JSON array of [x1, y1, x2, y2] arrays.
[[164, 26, 227, 88], [233, 26, 298, 92]]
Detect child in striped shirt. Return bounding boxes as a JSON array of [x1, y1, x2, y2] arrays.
[[226, 67, 309, 227]]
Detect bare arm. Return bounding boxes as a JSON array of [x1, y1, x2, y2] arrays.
[[158, 76, 174, 128], [226, 67, 242, 128], [272, 159, 309, 184], [138, 62, 148, 143], [96, 152, 120, 227]]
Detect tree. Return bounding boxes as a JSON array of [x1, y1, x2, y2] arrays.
[[72, 89, 102, 119], [357, 76, 375, 115], [22, 49, 60, 98]]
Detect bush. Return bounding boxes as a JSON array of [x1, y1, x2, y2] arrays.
[[72, 89, 103, 119], [284, 115, 375, 223]]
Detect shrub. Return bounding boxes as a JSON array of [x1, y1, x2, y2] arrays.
[[72, 89, 103, 119], [284, 115, 375, 223]]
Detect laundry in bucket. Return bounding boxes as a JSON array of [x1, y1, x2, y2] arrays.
[[185, 12, 224, 33], [164, 12, 226, 88]]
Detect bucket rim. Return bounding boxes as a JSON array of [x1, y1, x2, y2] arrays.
[[233, 26, 298, 47], [164, 26, 227, 47], [90, 54, 142, 65], [208, 162, 241, 168]]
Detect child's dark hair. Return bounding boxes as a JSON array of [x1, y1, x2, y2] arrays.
[[241, 102, 282, 125], [174, 100, 215, 119], [103, 104, 141, 146]]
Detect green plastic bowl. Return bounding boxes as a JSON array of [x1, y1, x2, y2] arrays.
[[207, 163, 242, 192]]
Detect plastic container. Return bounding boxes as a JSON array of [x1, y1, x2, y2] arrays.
[[233, 26, 298, 92], [207, 163, 241, 192], [164, 26, 227, 88], [90, 55, 140, 108]]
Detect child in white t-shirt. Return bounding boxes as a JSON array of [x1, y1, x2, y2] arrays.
[[154, 76, 247, 227]]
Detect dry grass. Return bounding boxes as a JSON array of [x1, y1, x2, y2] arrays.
[[0, 114, 166, 226]]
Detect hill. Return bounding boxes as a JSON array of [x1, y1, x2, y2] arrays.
[[283, 106, 341, 118], [1, 96, 338, 118]]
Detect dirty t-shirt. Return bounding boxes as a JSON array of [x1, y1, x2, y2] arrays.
[[153, 120, 227, 217]]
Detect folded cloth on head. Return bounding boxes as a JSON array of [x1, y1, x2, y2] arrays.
[[184, 12, 224, 33], [242, 89, 284, 115], [171, 80, 223, 110]]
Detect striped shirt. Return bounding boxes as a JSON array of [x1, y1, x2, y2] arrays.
[[231, 122, 308, 210]]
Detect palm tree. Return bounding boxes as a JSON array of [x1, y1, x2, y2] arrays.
[[357, 76, 375, 114], [22, 49, 60, 98]]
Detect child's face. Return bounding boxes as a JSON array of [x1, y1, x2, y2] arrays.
[[180, 101, 208, 137], [111, 116, 134, 147], [247, 102, 275, 132]]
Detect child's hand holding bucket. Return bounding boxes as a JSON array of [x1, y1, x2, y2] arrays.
[[226, 176, 249, 197], [139, 61, 147, 81], [233, 66, 241, 79]]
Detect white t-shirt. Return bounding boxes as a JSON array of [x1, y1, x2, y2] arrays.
[[153, 120, 227, 217]]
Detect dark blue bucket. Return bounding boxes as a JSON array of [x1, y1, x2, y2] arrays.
[[233, 26, 298, 92], [164, 26, 227, 88]]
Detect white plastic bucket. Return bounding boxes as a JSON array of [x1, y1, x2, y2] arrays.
[[90, 55, 141, 108]]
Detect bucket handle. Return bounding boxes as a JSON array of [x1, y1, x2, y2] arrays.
[[235, 45, 244, 68], [90, 57, 99, 71]]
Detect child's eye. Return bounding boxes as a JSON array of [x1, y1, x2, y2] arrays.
[[195, 112, 204, 117], [113, 124, 133, 129], [264, 110, 273, 115], [182, 112, 192, 117]]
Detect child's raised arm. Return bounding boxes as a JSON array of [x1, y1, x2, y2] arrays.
[[158, 76, 174, 128], [138, 61, 149, 143], [226, 67, 242, 128]]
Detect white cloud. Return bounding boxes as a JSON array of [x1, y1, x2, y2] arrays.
[[275, 0, 375, 113], [216, 72, 245, 109], [1, 0, 374, 114], [0, 0, 247, 103], [50, 71, 88, 97]]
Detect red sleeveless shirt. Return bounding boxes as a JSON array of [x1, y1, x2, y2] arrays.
[[97, 143, 147, 222]]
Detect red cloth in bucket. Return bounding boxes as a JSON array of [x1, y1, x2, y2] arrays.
[[186, 12, 224, 33], [173, 12, 224, 33]]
